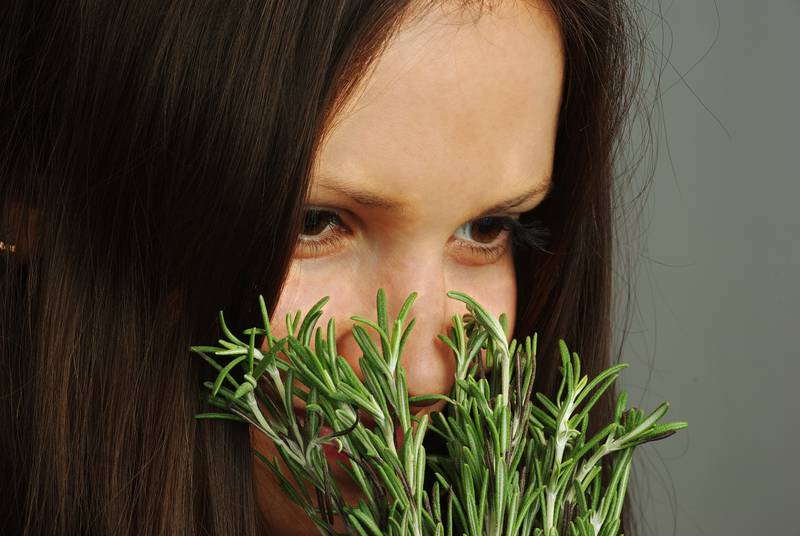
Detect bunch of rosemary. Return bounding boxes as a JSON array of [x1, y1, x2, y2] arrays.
[[191, 289, 687, 536]]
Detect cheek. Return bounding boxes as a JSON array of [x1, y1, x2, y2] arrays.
[[443, 258, 517, 376], [259, 262, 329, 344], [448, 254, 518, 333], [257, 262, 366, 364]]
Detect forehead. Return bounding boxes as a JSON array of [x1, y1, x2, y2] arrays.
[[312, 0, 564, 217]]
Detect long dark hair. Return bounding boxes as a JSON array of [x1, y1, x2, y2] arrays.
[[1, 1, 651, 534]]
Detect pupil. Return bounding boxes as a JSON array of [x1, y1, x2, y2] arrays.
[[303, 209, 333, 236], [471, 217, 502, 243]]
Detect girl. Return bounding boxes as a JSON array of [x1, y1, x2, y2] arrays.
[[0, 0, 649, 534]]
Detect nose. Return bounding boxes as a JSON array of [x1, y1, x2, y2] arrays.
[[389, 287, 458, 405], [335, 258, 463, 407]]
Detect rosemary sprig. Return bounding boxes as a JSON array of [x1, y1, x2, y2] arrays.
[[191, 288, 687, 535]]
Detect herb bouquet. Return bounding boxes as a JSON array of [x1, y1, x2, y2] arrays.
[[191, 289, 687, 536]]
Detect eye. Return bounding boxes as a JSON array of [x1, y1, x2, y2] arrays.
[[294, 208, 348, 258], [454, 215, 552, 262], [455, 217, 507, 244], [453, 216, 516, 261], [301, 208, 341, 238]]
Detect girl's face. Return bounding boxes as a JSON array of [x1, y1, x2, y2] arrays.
[[251, 0, 564, 532]]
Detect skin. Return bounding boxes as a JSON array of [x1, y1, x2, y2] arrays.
[[251, 0, 564, 533]]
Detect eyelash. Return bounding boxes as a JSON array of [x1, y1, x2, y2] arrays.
[[296, 208, 551, 261]]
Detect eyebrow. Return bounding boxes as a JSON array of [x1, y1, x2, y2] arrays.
[[315, 175, 554, 214], [481, 179, 554, 215]]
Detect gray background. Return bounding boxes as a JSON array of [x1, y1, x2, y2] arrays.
[[613, 1, 799, 535]]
